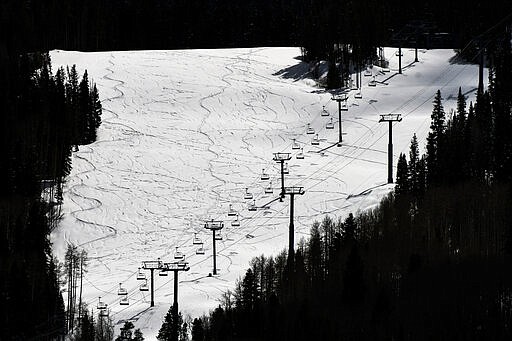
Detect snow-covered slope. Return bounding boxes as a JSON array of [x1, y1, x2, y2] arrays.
[[50, 47, 484, 339]]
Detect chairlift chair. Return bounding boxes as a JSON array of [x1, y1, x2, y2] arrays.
[[192, 233, 202, 245], [260, 169, 270, 181], [159, 269, 168, 276], [196, 243, 205, 255], [306, 123, 315, 135], [292, 138, 300, 150], [99, 308, 109, 317], [231, 214, 240, 227], [136, 268, 146, 280], [97, 297, 107, 310], [368, 77, 376, 87], [296, 148, 305, 159], [354, 91, 363, 99], [118, 283, 128, 296], [321, 106, 329, 117], [140, 279, 149, 292], [174, 246, 184, 260], [120, 297, 129, 306], [227, 204, 237, 217], [244, 188, 253, 200], [311, 134, 320, 146], [283, 162, 289, 175], [265, 182, 273, 194], [364, 68, 372, 77], [326, 118, 334, 130], [248, 200, 257, 212], [215, 231, 223, 241], [341, 101, 349, 111]]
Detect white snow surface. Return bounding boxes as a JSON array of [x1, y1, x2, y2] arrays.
[[50, 47, 484, 339]]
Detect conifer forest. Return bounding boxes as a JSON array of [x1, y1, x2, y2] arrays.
[[1, 0, 512, 340]]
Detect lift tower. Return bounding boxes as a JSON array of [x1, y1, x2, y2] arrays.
[[379, 114, 402, 183], [283, 186, 305, 268], [331, 94, 348, 146], [204, 220, 224, 275], [273, 152, 292, 201], [162, 261, 190, 313], [142, 259, 163, 307]]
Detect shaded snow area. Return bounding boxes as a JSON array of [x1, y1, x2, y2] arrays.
[[50, 47, 484, 339]]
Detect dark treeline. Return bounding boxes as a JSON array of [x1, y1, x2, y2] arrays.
[[187, 28, 512, 341], [1, 0, 511, 54], [0, 51, 102, 339]]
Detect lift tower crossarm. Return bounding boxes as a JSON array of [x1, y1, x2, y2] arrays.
[[379, 114, 402, 184]]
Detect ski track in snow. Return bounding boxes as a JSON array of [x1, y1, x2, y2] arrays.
[[49, 47, 484, 339]]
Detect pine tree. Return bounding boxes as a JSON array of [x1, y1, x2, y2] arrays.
[[157, 304, 184, 341], [191, 318, 205, 341], [78, 70, 91, 144], [426, 90, 446, 185], [395, 153, 409, 199], [326, 57, 342, 89]]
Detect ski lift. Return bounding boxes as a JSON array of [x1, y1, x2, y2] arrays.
[[306, 123, 315, 135], [231, 214, 240, 227], [368, 76, 376, 87], [260, 169, 270, 181], [326, 118, 334, 130], [139, 279, 149, 292], [99, 308, 109, 318], [248, 200, 257, 212], [193, 233, 202, 245], [364, 68, 372, 77], [321, 106, 329, 117], [174, 246, 184, 260], [120, 297, 129, 306], [196, 243, 205, 255], [227, 204, 237, 217], [159, 269, 168, 276], [118, 283, 127, 296], [136, 268, 146, 281], [354, 91, 363, 99], [215, 231, 223, 241], [265, 182, 273, 194], [292, 138, 300, 150], [97, 297, 107, 310], [244, 188, 253, 200], [311, 134, 320, 146], [296, 148, 305, 159]]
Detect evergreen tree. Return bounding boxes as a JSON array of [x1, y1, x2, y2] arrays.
[[426, 90, 446, 185], [395, 153, 409, 199], [157, 304, 184, 341], [326, 57, 342, 89], [191, 318, 205, 341]]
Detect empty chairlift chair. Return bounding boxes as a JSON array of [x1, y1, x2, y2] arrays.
[[136, 268, 146, 281], [261, 169, 270, 181], [306, 123, 315, 135], [120, 297, 129, 306], [296, 148, 305, 159], [354, 90, 363, 99], [311, 134, 320, 146], [321, 106, 329, 117], [174, 246, 184, 260], [368, 76, 376, 87], [97, 297, 107, 310], [196, 242, 205, 255], [341, 101, 348, 111], [140, 279, 149, 292], [364, 68, 372, 77], [227, 204, 237, 217], [99, 308, 109, 317], [118, 283, 128, 296], [326, 118, 334, 130], [159, 269, 168, 276], [215, 231, 223, 241], [231, 214, 240, 227], [244, 188, 253, 200], [283, 162, 289, 175], [292, 138, 300, 150], [265, 181, 273, 194], [192, 233, 202, 245], [248, 200, 257, 212]]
